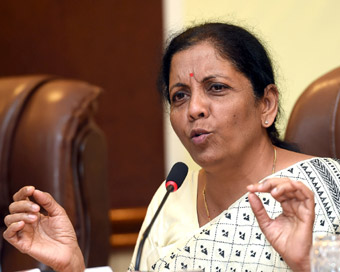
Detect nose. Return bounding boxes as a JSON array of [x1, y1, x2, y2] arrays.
[[188, 91, 209, 121]]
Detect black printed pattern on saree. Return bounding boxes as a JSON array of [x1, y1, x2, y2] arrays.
[[139, 158, 340, 272]]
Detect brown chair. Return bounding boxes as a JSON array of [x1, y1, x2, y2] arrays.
[[285, 67, 340, 158], [0, 75, 110, 271]]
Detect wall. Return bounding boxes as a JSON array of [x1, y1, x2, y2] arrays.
[[164, 0, 340, 171]]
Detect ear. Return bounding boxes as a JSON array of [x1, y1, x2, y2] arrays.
[[260, 84, 279, 128]]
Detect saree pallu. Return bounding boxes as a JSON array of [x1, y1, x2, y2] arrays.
[[131, 158, 340, 272]]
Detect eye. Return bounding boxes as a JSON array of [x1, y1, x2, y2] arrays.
[[171, 91, 188, 104], [208, 83, 230, 92]]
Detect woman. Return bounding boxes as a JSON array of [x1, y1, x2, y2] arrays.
[[3, 23, 340, 272], [128, 23, 339, 271]]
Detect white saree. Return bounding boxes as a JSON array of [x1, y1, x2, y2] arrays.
[[130, 158, 340, 272]]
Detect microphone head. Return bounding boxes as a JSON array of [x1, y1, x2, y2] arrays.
[[165, 162, 188, 192]]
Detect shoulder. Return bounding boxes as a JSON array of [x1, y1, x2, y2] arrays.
[[281, 157, 340, 187], [305, 157, 340, 174], [272, 155, 340, 187], [148, 170, 198, 204], [275, 148, 315, 171], [143, 170, 199, 222], [140, 170, 200, 248]]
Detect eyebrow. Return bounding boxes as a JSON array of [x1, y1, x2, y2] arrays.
[[169, 82, 188, 92], [202, 74, 232, 82], [169, 74, 233, 92]]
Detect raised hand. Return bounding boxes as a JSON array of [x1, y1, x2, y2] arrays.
[[3, 186, 85, 272], [247, 178, 315, 272]]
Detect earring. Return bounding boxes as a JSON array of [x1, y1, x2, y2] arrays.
[[264, 120, 269, 125]]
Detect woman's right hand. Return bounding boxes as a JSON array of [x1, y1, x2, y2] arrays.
[[3, 186, 85, 272]]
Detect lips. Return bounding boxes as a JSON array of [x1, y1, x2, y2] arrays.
[[190, 129, 211, 144], [190, 129, 210, 138]]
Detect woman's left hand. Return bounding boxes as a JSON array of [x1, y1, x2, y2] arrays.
[[247, 178, 315, 272]]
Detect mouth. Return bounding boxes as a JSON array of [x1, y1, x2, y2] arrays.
[[190, 129, 211, 142], [190, 129, 210, 138]]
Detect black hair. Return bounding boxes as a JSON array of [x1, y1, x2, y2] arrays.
[[158, 22, 299, 151]]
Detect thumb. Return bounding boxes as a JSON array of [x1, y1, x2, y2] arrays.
[[32, 190, 65, 217], [248, 193, 272, 229]]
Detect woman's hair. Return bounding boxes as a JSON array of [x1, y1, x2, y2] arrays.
[[158, 22, 298, 151]]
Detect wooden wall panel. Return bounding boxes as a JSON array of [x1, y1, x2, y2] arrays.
[[0, 1, 164, 209]]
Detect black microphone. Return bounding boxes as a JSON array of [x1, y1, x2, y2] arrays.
[[134, 162, 188, 271]]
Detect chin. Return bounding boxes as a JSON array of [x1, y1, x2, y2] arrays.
[[191, 153, 222, 169]]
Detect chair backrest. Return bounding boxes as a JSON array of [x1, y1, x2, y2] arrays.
[[285, 67, 340, 158], [0, 75, 110, 271]]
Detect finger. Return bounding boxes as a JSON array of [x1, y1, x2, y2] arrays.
[[4, 213, 38, 227], [3, 221, 25, 241], [270, 182, 305, 202], [248, 178, 310, 201], [247, 178, 291, 193], [32, 190, 65, 217], [9, 200, 40, 214], [13, 186, 35, 201], [291, 180, 315, 199], [271, 181, 314, 203], [270, 181, 315, 222], [248, 193, 272, 228], [290, 181, 315, 212]]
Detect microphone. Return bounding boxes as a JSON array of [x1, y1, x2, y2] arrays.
[[134, 162, 188, 271]]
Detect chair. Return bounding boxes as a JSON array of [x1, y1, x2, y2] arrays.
[[0, 75, 110, 271], [285, 66, 340, 158]]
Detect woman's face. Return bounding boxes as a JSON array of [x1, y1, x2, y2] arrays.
[[169, 42, 267, 168]]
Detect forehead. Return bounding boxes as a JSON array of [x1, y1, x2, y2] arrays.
[[169, 42, 239, 82], [172, 42, 222, 66], [170, 42, 236, 75]]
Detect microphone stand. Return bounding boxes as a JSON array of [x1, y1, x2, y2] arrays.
[[134, 185, 175, 271]]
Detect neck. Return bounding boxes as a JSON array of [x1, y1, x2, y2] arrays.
[[199, 142, 276, 218]]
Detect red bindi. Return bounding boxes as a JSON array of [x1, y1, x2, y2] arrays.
[[189, 73, 194, 77]]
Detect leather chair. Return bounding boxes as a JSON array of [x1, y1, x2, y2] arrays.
[[285, 66, 340, 158], [0, 75, 110, 271]]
